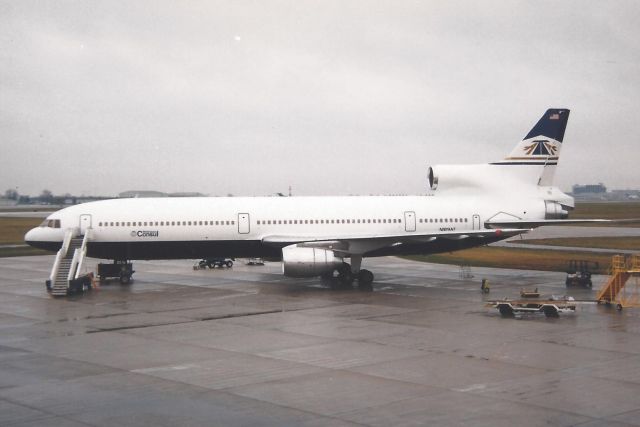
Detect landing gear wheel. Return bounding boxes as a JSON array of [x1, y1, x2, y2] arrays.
[[338, 271, 354, 288], [226, 261, 233, 268], [120, 274, 131, 285], [336, 263, 353, 288], [357, 269, 374, 291], [616, 303, 623, 311]]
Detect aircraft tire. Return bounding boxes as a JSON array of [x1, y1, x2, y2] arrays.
[[358, 269, 374, 287], [339, 271, 354, 287]]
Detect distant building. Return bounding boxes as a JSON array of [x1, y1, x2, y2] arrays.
[[572, 183, 607, 195], [118, 190, 168, 198]]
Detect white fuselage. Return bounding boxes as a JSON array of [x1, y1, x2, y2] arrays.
[[25, 191, 547, 260]]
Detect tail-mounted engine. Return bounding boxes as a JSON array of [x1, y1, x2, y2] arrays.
[[427, 165, 501, 191], [428, 167, 438, 190], [281, 245, 343, 277], [544, 201, 569, 219]]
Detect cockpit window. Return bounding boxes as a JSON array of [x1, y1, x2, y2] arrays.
[[39, 219, 61, 228]]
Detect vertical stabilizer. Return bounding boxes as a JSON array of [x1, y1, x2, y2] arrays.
[[493, 108, 570, 186]]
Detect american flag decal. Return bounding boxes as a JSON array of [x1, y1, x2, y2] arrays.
[[549, 113, 560, 120]]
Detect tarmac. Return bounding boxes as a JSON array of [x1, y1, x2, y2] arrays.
[[1, 255, 640, 426]]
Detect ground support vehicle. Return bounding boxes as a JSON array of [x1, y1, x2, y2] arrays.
[[98, 261, 135, 284], [193, 258, 234, 270], [566, 260, 597, 288], [488, 297, 576, 318]]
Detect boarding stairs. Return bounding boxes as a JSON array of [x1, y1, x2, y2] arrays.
[[596, 255, 640, 309], [49, 229, 90, 296]]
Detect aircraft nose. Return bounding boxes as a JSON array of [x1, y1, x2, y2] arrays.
[[24, 227, 62, 251], [24, 227, 38, 244]]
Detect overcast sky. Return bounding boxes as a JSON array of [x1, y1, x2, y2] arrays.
[[1, 0, 639, 197]]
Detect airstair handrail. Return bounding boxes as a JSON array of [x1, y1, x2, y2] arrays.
[[74, 230, 91, 279], [49, 228, 75, 282], [67, 248, 81, 282]]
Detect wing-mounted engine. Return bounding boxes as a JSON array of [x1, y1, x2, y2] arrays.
[[281, 245, 344, 277]]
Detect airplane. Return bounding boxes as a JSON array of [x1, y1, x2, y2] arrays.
[[24, 108, 610, 291]]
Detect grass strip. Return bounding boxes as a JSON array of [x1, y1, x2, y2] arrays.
[[0, 217, 44, 245], [570, 202, 640, 227]]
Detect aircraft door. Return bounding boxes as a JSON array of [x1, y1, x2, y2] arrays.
[[238, 213, 250, 234], [472, 214, 481, 230], [79, 214, 92, 234], [404, 211, 416, 232]]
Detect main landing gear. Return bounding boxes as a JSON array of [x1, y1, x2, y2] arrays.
[[323, 256, 374, 292]]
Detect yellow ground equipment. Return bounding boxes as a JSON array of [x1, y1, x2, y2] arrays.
[[596, 254, 640, 310]]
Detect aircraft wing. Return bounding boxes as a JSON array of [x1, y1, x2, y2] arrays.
[[485, 219, 640, 229], [262, 228, 529, 255]]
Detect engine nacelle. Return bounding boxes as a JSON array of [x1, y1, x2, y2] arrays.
[[281, 245, 343, 278], [427, 165, 493, 191], [544, 201, 569, 219], [427, 166, 438, 190], [427, 164, 548, 192]]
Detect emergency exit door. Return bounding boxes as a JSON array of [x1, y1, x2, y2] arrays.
[[404, 211, 416, 232], [238, 213, 250, 234], [79, 214, 92, 234], [472, 214, 481, 230]]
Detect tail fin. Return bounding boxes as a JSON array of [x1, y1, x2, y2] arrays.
[[492, 108, 570, 186]]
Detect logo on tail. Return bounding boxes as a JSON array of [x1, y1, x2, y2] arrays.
[[491, 108, 570, 186]]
